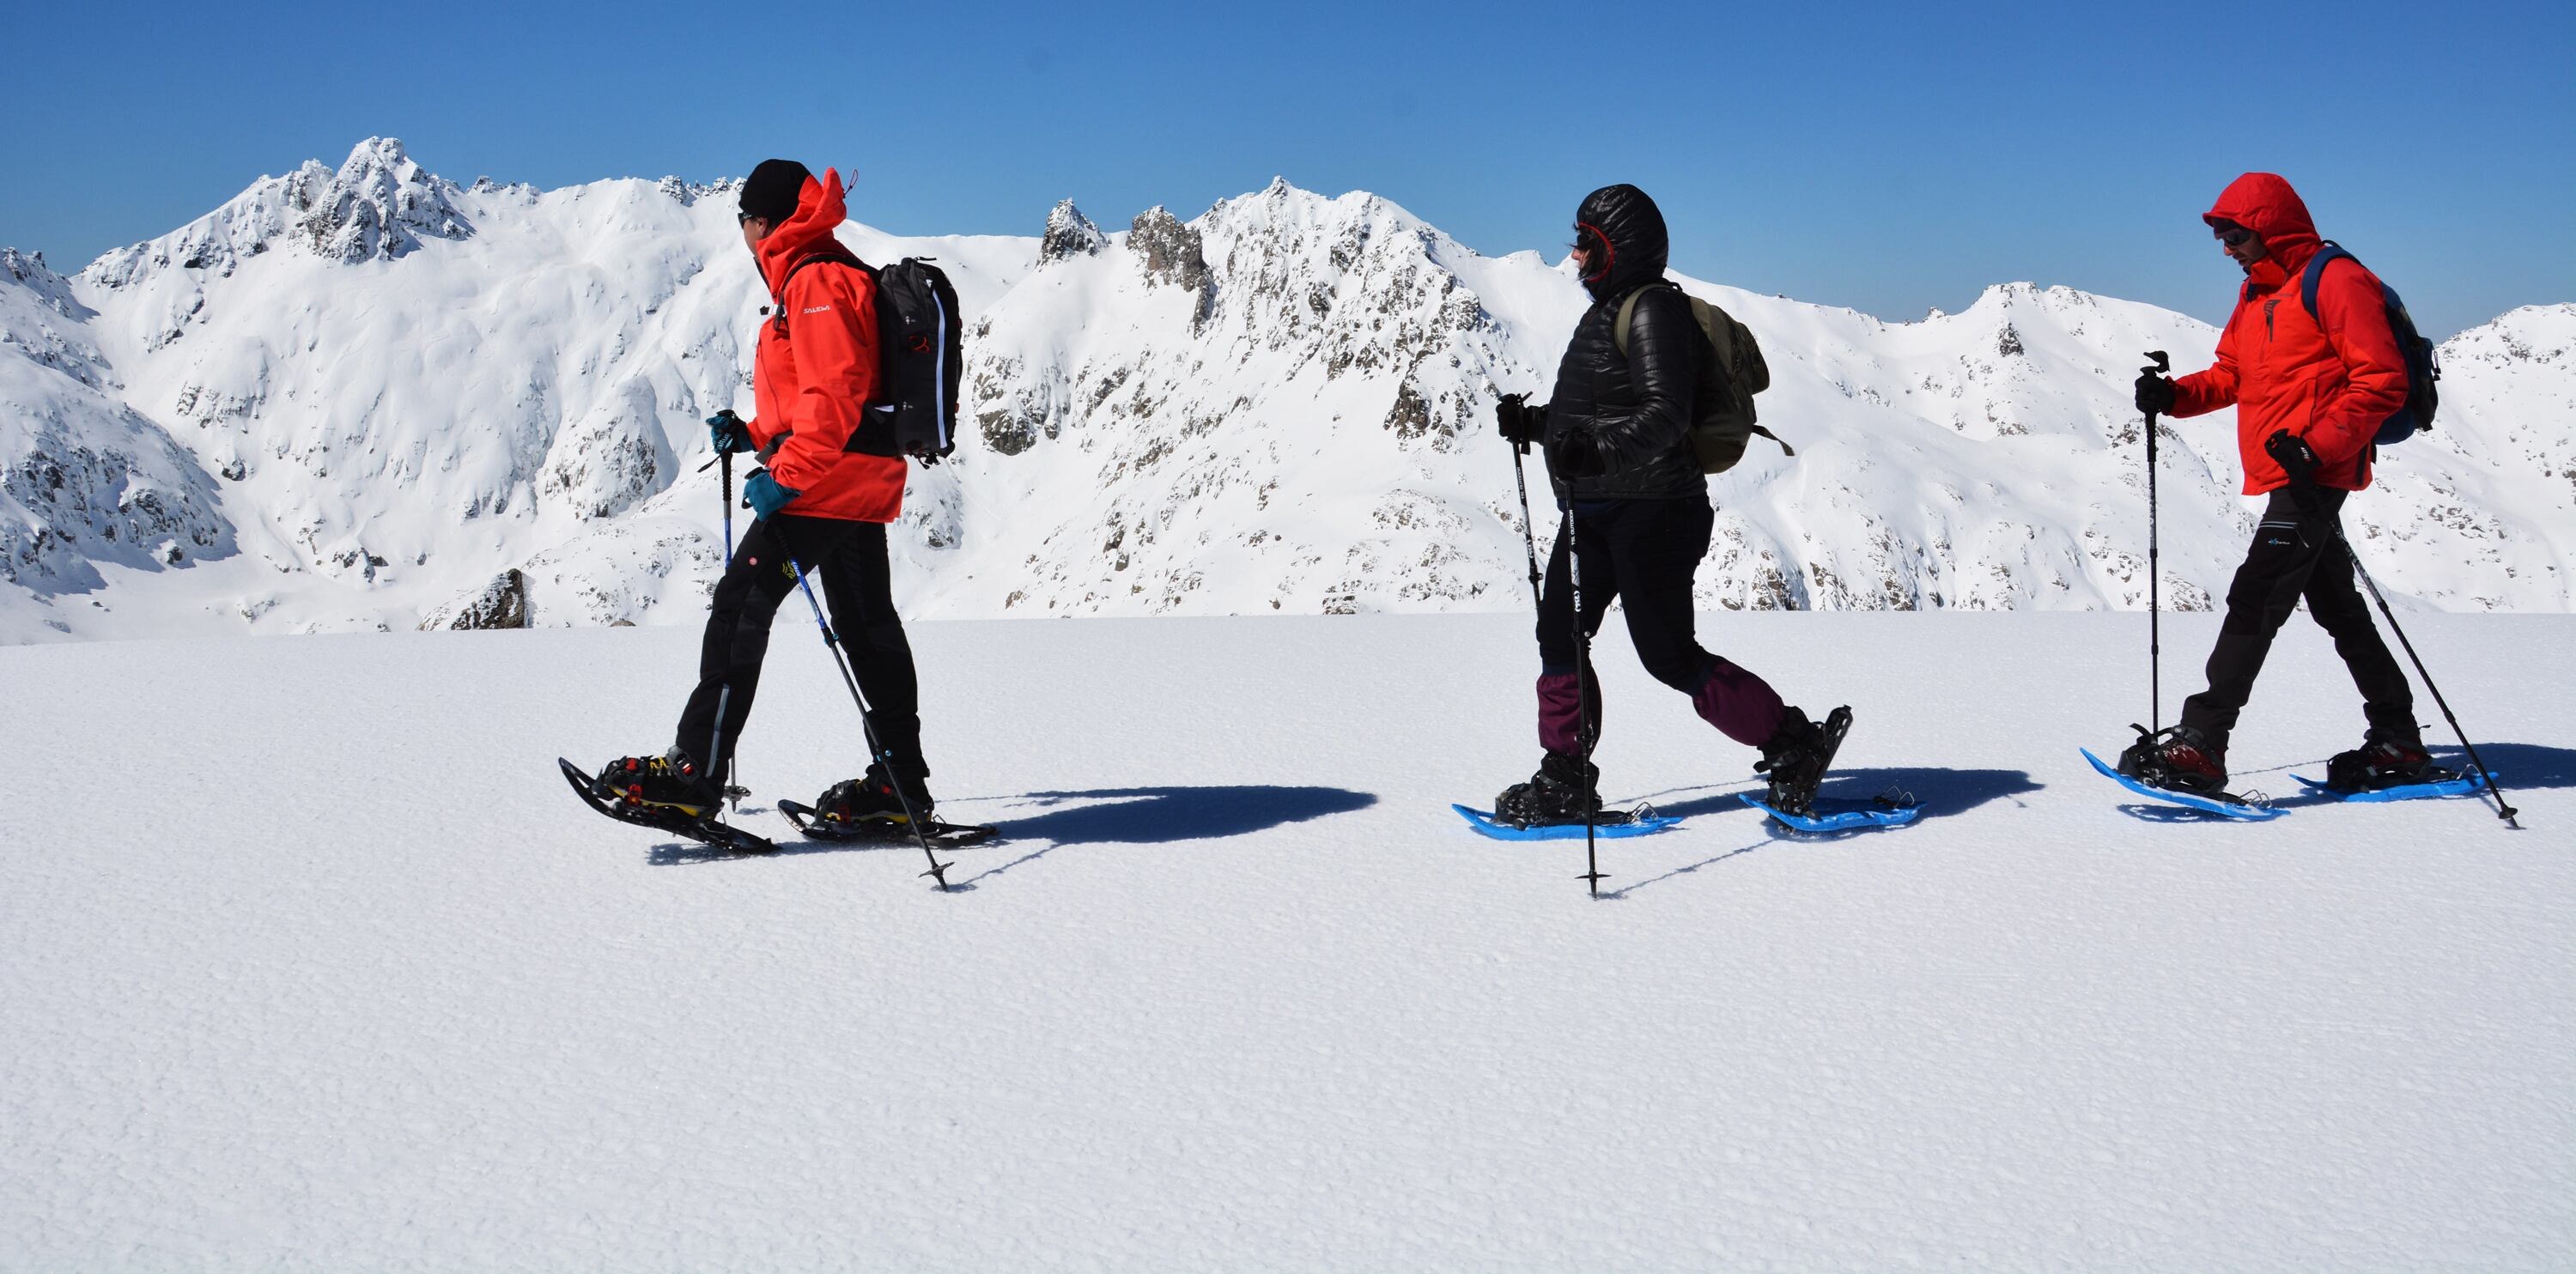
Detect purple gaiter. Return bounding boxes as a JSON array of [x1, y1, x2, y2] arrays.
[[1692, 658, 1784, 747], [1536, 670, 1585, 755]]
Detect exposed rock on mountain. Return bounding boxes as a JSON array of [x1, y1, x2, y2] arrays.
[[422, 568, 530, 630], [0, 251, 232, 598], [1130, 207, 1211, 294], [0, 144, 2567, 642], [1040, 201, 1106, 263]]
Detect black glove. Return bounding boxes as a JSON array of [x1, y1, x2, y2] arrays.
[[2134, 370, 2177, 416], [1545, 423, 1604, 479], [1496, 393, 1548, 450], [2264, 429, 2319, 487]]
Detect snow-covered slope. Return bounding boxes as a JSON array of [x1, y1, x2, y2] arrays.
[[3, 615, 2569, 1269], [939, 192, 2571, 618], [0, 249, 231, 636], [34, 138, 1031, 640], [3, 141, 2568, 641]]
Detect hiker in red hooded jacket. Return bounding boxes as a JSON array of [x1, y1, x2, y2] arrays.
[[2120, 173, 2431, 796], [592, 159, 939, 828]]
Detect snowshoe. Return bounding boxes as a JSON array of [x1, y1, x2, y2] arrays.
[[1452, 803, 1680, 840], [2115, 724, 2227, 796], [776, 798, 1002, 846], [1754, 705, 1851, 820], [1738, 790, 1921, 834], [1490, 750, 1602, 828], [556, 755, 776, 854], [2321, 729, 2436, 794], [2081, 748, 2280, 821]]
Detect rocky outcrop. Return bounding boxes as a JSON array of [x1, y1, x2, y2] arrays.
[[1130, 206, 1210, 294], [1040, 200, 1106, 263], [422, 568, 530, 629], [540, 379, 671, 520]]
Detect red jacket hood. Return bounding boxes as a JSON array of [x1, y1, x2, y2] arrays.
[[756, 167, 849, 293], [2204, 172, 2323, 280]]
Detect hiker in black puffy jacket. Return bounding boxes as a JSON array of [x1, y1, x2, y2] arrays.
[[1491, 184, 1844, 823]]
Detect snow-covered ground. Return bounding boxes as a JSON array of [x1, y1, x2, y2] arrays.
[[3, 613, 2569, 1270]]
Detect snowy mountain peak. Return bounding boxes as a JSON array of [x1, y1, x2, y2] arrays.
[[3, 155, 2570, 640], [1040, 200, 1106, 263], [289, 136, 471, 264], [2442, 302, 2576, 365], [2, 248, 90, 324]]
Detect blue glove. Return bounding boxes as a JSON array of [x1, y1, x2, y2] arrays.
[[743, 469, 800, 519], [708, 410, 755, 455]]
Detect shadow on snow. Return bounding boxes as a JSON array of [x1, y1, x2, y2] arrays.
[[2233, 740, 2571, 816], [1597, 767, 2041, 900], [1640, 766, 2041, 823], [647, 784, 1379, 877]]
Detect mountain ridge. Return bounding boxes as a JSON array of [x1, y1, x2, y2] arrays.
[[2, 140, 2567, 641]]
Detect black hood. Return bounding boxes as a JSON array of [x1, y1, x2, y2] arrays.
[[1573, 184, 1669, 301]]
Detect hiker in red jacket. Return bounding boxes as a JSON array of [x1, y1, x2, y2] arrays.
[[594, 159, 937, 828], [2122, 172, 2429, 795]]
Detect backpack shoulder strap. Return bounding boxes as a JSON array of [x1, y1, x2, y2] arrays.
[[2300, 240, 2354, 321], [771, 243, 872, 337], [1610, 281, 1682, 357]]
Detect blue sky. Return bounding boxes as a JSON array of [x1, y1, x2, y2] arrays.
[[4, 0, 2566, 337]]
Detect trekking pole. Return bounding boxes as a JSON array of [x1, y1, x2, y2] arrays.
[[719, 448, 744, 812], [1566, 507, 1604, 897], [2336, 531, 2520, 828], [1509, 434, 1544, 619], [784, 552, 956, 889], [2142, 351, 2168, 731]]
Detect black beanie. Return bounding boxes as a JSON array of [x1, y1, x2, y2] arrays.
[[739, 159, 811, 223]]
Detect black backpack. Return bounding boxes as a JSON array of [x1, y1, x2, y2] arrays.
[[772, 245, 964, 463], [2298, 241, 2439, 446]]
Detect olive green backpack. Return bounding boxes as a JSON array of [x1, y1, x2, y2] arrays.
[[1613, 283, 1791, 473]]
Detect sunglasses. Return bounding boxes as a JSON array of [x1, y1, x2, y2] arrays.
[[2213, 224, 2256, 248]]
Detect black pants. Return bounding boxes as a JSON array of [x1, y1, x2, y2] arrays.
[[2178, 488, 2414, 752], [672, 514, 922, 774], [1534, 496, 1783, 750]]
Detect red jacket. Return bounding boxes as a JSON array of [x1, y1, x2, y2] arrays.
[[2169, 173, 2408, 495], [744, 169, 903, 523]]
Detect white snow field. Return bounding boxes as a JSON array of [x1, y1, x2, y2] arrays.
[[3, 613, 2571, 1271]]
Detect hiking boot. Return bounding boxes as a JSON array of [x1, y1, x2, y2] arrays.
[[2324, 729, 2434, 793], [595, 749, 721, 820], [814, 760, 935, 828], [1755, 705, 1850, 817], [2117, 725, 2227, 795], [1492, 750, 1601, 827]]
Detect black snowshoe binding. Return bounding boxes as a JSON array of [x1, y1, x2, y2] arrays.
[[2115, 724, 2228, 795], [597, 750, 721, 819], [1755, 705, 1851, 820], [557, 750, 775, 854], [1492, 751, 1604, 828], [814, 762, 936, 829], [2323, 729, 2438, 793]]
